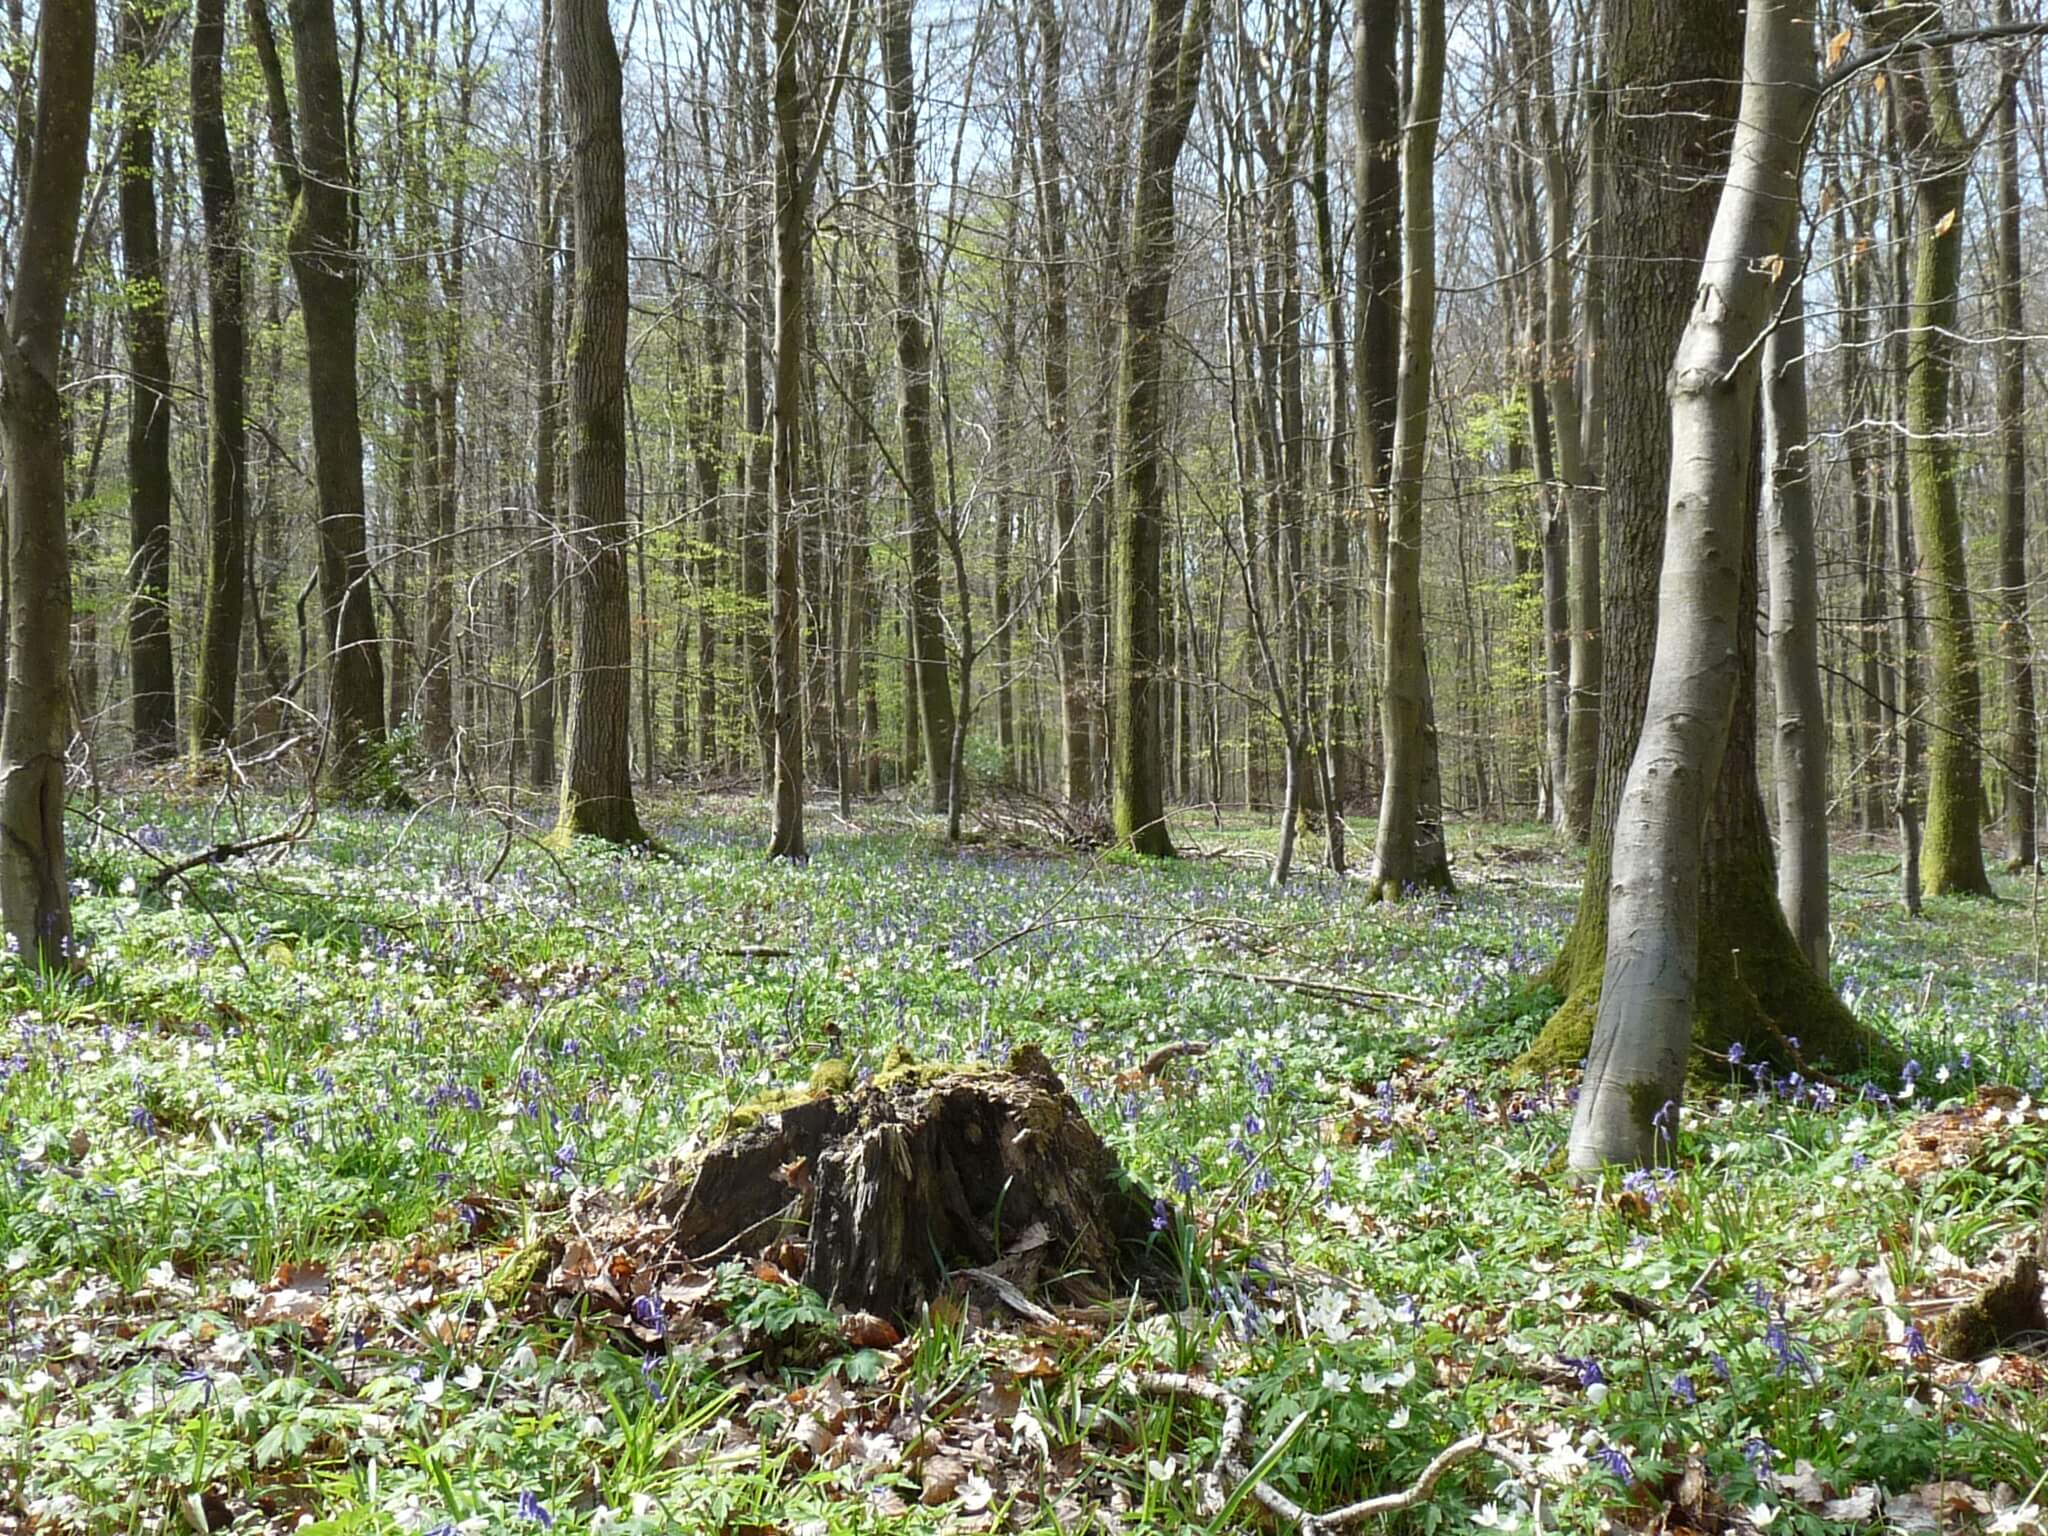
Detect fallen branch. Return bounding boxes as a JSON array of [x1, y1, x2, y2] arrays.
[[144, 825, 309, 893], [1191, 968, 1430, 1010], [1131, 1372, 1539, 1533]]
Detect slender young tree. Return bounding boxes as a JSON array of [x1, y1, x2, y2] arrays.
[[118, 0, 177, 759], [0, 0, 94, 968], [1034, 0, 1094, 805], [1765, 267, 1829, 978], [1996, 3, 2035, 870], [1111, 0, 1214, 858], [1369, 0, 1451, 899], [190, 0, 246, 752], [1570, 0, 1815, 1171], [527, 0, 561, 790], [553, 0, 645, 844]]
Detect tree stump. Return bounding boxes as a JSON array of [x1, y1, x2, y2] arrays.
[[658, 1046, 1169, 1324]]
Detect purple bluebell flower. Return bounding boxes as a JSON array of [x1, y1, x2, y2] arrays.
[[1591, 1447, 1632, 1483], [1671, 1372, 1696, 1406], [515, 1491, 552, 1527]]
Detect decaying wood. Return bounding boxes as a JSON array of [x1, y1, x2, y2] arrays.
[[657, 1045, 1169, 1323]]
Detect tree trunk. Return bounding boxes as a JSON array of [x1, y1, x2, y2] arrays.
[[1369, 0, 1450, 900], [553, 0, 644, 845], [1532, 0, 1877, 1081], [527, 0, 559, 790], [119, 0, 176, 761], [1111, 0, 1212, 858], [1570, 0, 1816, 1170], [1034, 0, 1094, 807], [883, 0, 957, 817], [1884, 4, 1991, 898], [0, 0, 93, 969], [190, 0, 245, 752], [263, 0, 389, 797], [1996, 3, 2035, 870], [765, 0, 811, 861], [1764, 269, 1829, 978]]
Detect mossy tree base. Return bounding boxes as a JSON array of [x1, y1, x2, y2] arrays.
[[1522, 843, 1894, 1078], [658, 1046, 1170, 1324]]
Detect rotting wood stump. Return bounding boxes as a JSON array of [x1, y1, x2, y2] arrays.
[[657, 1045, 1171, 1324]]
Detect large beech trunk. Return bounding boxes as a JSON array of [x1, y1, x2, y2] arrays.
[[1569, 0, 1816, 1171], [553, 0, 645, 844], [0, 0, 94, 969]]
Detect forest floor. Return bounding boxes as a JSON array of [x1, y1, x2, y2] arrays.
[[0, 792, 2042, 1535]]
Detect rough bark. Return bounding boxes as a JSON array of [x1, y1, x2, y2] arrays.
[[553, 0, 645, 845], [1368, 0, 1450, 900], [1568, 0, 1816, 1171], [655, 1050, 1166, 1326], [1111, 0, 1212, 858], [118, 0, 177, 760], [766, 0, 810, 860], [191, 0, 246, 753], [0, 0, 93, 970], [267, 0, 389, 796], [883, 0, 957, 816]]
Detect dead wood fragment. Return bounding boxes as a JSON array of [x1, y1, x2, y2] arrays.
[[655, 1046, 1171, 1323]]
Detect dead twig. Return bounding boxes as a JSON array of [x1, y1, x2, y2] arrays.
[[1131, 1372, 1540, 1533], [1191, 968, 1430, 1010]]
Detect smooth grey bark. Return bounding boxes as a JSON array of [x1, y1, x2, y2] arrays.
[[1569, 0, 1817, 1171], [1764, 270, 1829, 979], [1526, 0, 1598, 843], [1032, 0, 1093, 806], [1368, 0, 1450, 900], [0, 0, 93, 969], [526, 0, 559, 790], [1996, 3, 2035, 869]]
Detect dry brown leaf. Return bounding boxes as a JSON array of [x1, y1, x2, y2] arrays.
[[1828, 26, 1852, 68], [842, 1311, 902, 1349], [1934, 207, 1958, 238]]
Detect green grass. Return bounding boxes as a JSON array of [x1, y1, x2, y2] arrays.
[[0, 794, 2041, 1533]]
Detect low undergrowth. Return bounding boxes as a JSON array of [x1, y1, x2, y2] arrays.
[[0, 795, 2040, 1533]]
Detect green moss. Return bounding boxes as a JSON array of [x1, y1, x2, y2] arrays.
[[1931, 1258, 2042, 1360], [483, 1240, 551, 1307], [1521, 842, 1896, 1080], [807, 1059, 854, 1095]]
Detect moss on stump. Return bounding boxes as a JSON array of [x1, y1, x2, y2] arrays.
[[659, 1045, 1171, 1324]]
